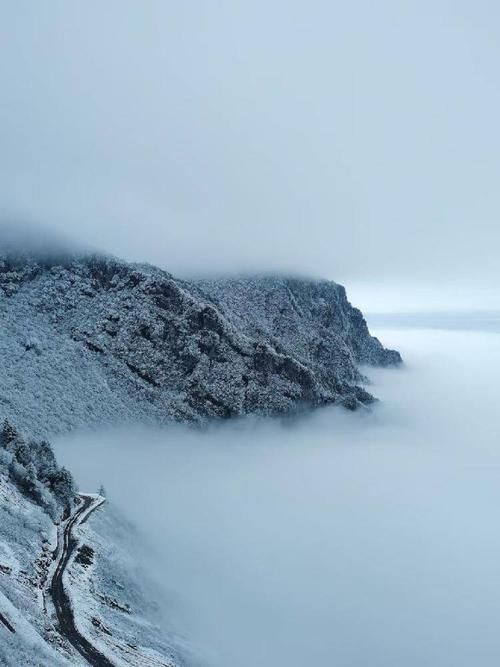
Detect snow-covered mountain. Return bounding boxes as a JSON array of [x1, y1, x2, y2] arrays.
[[0, 241, 400, 665], [0, 249, 400, 438]]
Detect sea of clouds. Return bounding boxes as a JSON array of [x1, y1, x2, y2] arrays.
[[56, 325, 500, 667]]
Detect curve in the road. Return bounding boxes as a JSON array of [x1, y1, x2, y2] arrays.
[[49, 495, 114, 667]]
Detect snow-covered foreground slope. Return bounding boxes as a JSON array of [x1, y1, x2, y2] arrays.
[[67, 500, 192, 666], [0, 250, 400, 438], [0, 472, 189, 666], [0, 418, 188, 665], [0, 474, 71, 666]]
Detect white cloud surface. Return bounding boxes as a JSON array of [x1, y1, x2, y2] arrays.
[[56, 325, 500, 666]]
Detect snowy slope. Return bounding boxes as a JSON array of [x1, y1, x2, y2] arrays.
[[193, 275, 400, 383], [0, 251, 400, 437], [66, 501, 193, 666], [0, 473, 188, 666], [0, 473, 79, 666], [0, 417, 188, 666]]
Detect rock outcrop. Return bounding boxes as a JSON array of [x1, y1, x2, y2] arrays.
[[0, 250, 401, 436]]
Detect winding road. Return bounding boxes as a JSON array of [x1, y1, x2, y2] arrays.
[[48, 494, 114, 667]]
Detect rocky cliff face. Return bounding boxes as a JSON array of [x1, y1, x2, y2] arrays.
[[0, 251, 401, 436], [193, 275, 400, 371]]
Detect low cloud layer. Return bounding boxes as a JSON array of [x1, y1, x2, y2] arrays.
[[56, 325, 500, 666], [2, 2, 500, 298]]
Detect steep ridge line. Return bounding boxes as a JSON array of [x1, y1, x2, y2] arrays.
[[48, 493, 113, 667], [0, 252, 402, 438]]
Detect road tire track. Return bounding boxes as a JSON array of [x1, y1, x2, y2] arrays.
[[0, 611, 15, 633]]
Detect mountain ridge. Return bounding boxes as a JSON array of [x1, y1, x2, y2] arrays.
[[0, 248, 401, 437]]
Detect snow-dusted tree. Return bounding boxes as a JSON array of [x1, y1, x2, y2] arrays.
[[38, 486, 58, 520], [47, 466, 76, 508], [31, 439, 57, 482], [1, 418, 77, 513], [0, 448, 12, 467], [20, 462, 38, 498], [0, 419, 19, 448], [13, 439, 31, 467], [9, 459, 37, 499]]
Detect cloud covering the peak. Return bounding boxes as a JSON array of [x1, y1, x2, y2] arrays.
[[1, 1, 500, 306]]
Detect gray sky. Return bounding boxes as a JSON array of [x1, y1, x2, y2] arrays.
[[1, 1, 499, 308]]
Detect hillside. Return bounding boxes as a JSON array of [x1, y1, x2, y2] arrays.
[[0, 250, 401, 437], [0, 420, 187, 666]]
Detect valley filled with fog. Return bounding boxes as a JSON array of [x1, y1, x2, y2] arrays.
[[55, 319, 500, 667]]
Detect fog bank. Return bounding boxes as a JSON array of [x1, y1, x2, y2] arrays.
[[3, 3, 500, 293], [56, 327, 500, 666]]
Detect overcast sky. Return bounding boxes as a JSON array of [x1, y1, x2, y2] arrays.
[[1, 1, 499, 308]]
